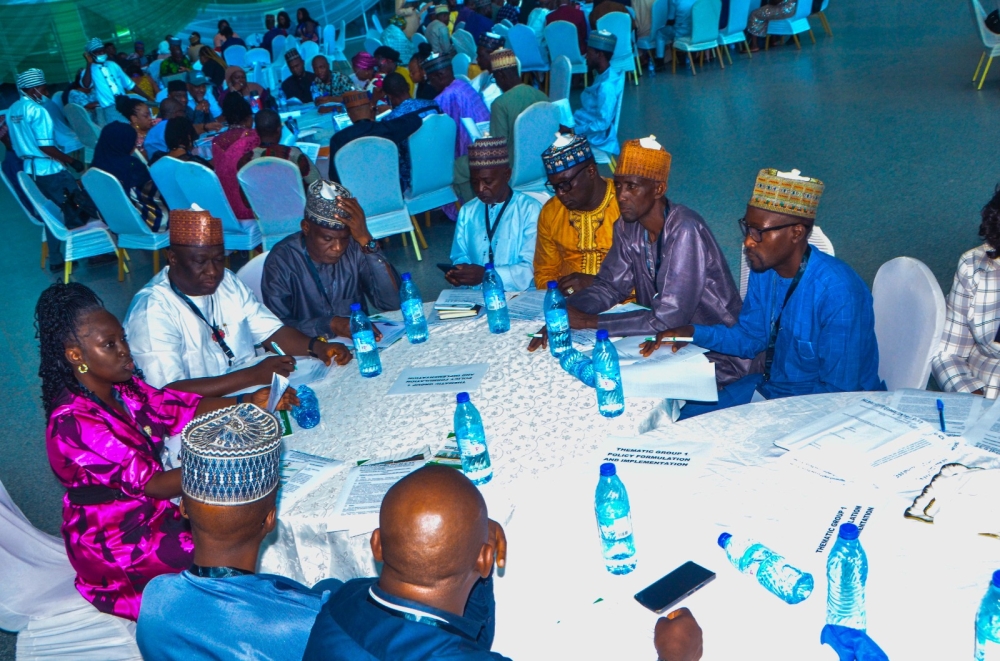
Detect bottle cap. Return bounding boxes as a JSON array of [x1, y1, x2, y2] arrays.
[[599, 462, 616, 477], [547, 280, 558, 289], [717, 532, 732, 548], [401, 272, 412, 281], [485, 262, 494, 270], [993, 570, 1000, 588], [838, 523, 860, 540], [456, 392, 470, 404], [596, 329, 609, 341], [350, 303, 361, 312]]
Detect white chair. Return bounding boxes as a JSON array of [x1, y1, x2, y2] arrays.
[[501, 18, 515, 28], [236, 250, 270, 304], [245, 47, 272, 66], [364, 36, 383, 56], [149, 157, 190, 210], [370, 13, 384, 33], [493, 23, 510, 40], [412, 32, 428, 47], [177, 161, 263, 251], [452, 29, 478, 58], [544, 21, 588, 85], [224, 44, 247, 66], [272, 34, 287, 56], [81, 168, 170, 275], [321, 24, 336, 51], [334, 20, 348, 61], [63, 103, 100, 164], [237, 157, 307, 250], [766, 0, 815, 49], [507, 24, 551, 76], [872, 257, 946, 391], [972, 0, 1000, 89], [404, 114, 458, 229], [18, 172, 120, 284], [511, 101, 561, 192], [0, 478, 142, 661], [246, 33, 264, 48], [522, 190, 553, 206], [810, 0, 833, 36], [597, 12, 640, 85], [0, 167, 47, 269], [298, 40, 320, 63], [452, 52, 471, 77], [718, 0, 754, 63], [738, 225, 834, 299], [548, 55, 572, 101], [635, 0, 669, 61], [335, 137, 422, 259], [673, 0, 724, 74]]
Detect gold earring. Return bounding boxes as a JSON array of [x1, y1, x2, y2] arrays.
[[77, 364, 88, 374]]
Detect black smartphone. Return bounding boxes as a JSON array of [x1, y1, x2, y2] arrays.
[[284, 117, 299, 137], [634, 561, 715, 614], [437, 263, 454, 274]]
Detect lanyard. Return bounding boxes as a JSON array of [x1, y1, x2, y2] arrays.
[[366, 588, 474, 641], [169, 278, 236, 366], [303, 250, 335, 308], [190, 564, 254, 578], [763, 246, 811, 382], [484, 192, 513, 264]]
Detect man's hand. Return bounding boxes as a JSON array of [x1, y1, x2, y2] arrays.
[[248, 385, 300, 410], [640, 325, 695, 358], [250, 355, 297, 383], [488, 519, 507, 569], [445, 264, 486, 287], [195, 99, 211, 113], [567, 305, 598, 330], [314, 340, 353, 366], [84, 51, 94, 64], [336, 197, 374, 246], [330, 317, 382, 341], [68, 158, 85, 173], [654, 608, 703, 661], [556, 272, 594, 297], [527, 325, 547, 352]]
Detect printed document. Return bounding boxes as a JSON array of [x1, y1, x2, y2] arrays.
[[773, 398, 927, 451], [387, 363, 489, 395], [620, 355, 718, 401], [889, 389, 990, 437], [277, 450, 344, 514], [327, 460, 425, 534]]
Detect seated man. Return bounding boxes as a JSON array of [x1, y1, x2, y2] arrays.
[[382, 72, 440, 191], [530, 137, 748, 385], [263, 179, 402, 339], [243, 109, 320, 191], [426, 5, 455, 56], [310, 55, 355, 105], [159, 37, 192, 78], [303, 465, 509, 660], [124, 207, 352, 396], [533, 133, 620, 295], [643, 168, 884, 417], [187, 72, 223, 132], [282, 50, 317, 103], [424, 53, 490, 159], [137, 404, 341, 660], [447, 137, 541, 292], [143, 97, 186, 160], [458, 0, 497, 42], [327, 90, 423, 183], [470, 32, 505, 110], [571, 31, 625, 157]]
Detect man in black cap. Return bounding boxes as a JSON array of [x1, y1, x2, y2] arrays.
[[327, 90, 423, 185], [282, 50, 317, 102]]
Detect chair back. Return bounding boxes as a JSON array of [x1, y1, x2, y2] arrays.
[[149, 157, 190, 210], [872, 257, 946, 391], [412, 32, 428, 46], [508, 24, 550, 72], [548, 55, 572, 101], [0, 167, 40, 224], [336, 20, 347, 53], [493, 23, 510, 40], [224, 44, 247, 67], [510, 101, 561, 189], [299, 40, 321, 63], [972, 0, 1000, 46], [371, 13, 384, 33], [408, 114, 457, 197], [596, 12, 634, 66], [245, 47, 272, 66], [452, 52, 471, 77], [272, 34, 287, 55], [721, 0, 753, 35], [63, 103, 100, 151], [322, 23, 336, 47], [738, 225, 834, 298], [335, 137, 411, 234], [237, 157, 306, 249], [689, 0, 723, 44], [544, 21, 587, 67], [650, 0, 671, 35], [501, 18, 514, 28], [364, 36, 383, 56], [453, 29, 478, 58], [249, 60, 266, 86], [81, 168, 156, 239], [17, 172, 69, 241], [177, 160, 244, 231], [236, 250, 270, 303]]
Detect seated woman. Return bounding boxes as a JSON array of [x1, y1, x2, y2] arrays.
[[351, 51, 382, 92], [114, 95, 154, 158], [197, 45, 228, 89], [409, 43, 438, 101], [220, 66, 273, 113], [213, 19, 240, 51], [63, 68, 100, 121], [295, 7, 321, 42], [933, 187, 1000, 399], [126, 61, 159, 100], [212, 94, 259, 220], [37, 282, 295, 620], [150, 116, 213, 169], [93, 120, 168, 231]]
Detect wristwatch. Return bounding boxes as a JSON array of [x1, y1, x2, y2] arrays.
[[360, 238, 379, 254], [307, 336, 327, 358]]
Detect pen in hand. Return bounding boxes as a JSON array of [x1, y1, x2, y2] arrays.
[[937, 398, 946, 433], [270, 341, 297, 371]]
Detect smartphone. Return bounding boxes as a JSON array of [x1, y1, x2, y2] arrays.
[[284, 117, 300, 138], [633, 561, 715, 613], [437, 263, 455, 274]]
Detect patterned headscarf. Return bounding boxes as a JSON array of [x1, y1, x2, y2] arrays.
[[352, 51, 377, 70]]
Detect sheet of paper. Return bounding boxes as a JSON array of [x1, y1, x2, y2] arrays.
[[889, 389, 990, 437], [605, 302, 648, 314], [266, 372, 290, 412], [295, 141, 320, 162], [960, 398, 1000, 455], [287, 357, 333, 387], [571, 328, 599, 349], [506, 289, 546, 321], [327, 460, 425, 534], [277, 450, 345, 514], [620, 355, 718, 401], [600, 436, 712, 470], [387, 363, 490, 395], [772, 398, 928, 451], [610, 337, 708, 364], [461, 117, 488, 141], [435, 288, 484, 309]]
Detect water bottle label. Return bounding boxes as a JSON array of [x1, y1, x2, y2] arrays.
[[460, 441, 487, 455], [485, 293, 507, 311], [596, 373, 619, 392], [599, 515, 633, 541], [545, 310, 570, 333], [353, 331, 376, 353], [401, 299, 425, 323]]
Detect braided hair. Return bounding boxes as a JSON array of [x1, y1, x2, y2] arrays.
[[980, 185, 1000, 259]]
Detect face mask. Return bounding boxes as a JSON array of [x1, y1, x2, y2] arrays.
[[95, 54, 108, 63]]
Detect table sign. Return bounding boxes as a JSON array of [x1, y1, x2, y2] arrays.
[[387, 363, 490, 395]]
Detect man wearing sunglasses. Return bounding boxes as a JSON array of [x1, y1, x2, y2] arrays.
[[641, 168, 884, 418]]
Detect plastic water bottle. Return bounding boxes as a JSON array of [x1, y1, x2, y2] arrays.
[[453, 392, 492, 485], [718, 533, 814, 604], [826, 523, 868, 629], [482, 263, 510, 334], [592, 329, 624, 417], [975, 570, 1000, 660], [349, 303, 382, 378], [594, 462, 636, 575], [399, 272, 428, 344], [276, 87, 288, 111], [291, 385, 320, 429], [544, 280, 572, 357], [559, 348, 596, 387]]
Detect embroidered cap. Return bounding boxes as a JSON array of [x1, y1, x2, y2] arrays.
[[85, 37, 105, 53], [284, 49, 303, 62], [542, 132, 593, 175], [469, 136, 509, 169], [341, 90, 370, 109], [169, 205, 224, 246], [617, 135, 672, 185], [305, 179, 353, 229], [479, 32, 505, 52], [16, 69, 46, 90], [749, 168, 825, 220], [587, 30, 617, 54], [181, 404, 282, 506], [422, 52, 453, 74], [489, 48, 518, 72]]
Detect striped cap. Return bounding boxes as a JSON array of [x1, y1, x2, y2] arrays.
[[489, 48, 517, 72], [422, 52, 453, 74], [169, 205, 224, 246], [587, 29, 617, 53], [85, 37, 105, 53], [469, 136, 509, 169], [749, 169, 825, 220], [16, 69, 46, 90], [617, 135, 671, 184]]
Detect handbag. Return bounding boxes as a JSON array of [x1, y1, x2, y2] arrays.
[[59, 187, 99, 230], [987, 9, 1000, 34]]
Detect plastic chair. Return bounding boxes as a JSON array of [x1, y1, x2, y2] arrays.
[[493, 23, 510, 40], [81, 168, 170, 276], [765, 0, 815, 49], [511, 101, 561, 192], [507, 24, 551, 76], [149, 157, 190, 210], [177, 160, 263, 251], [0, 167, 47, 268], [63, 103, 100, 164], [298, 40, 320, 63], [635, 0, 670, 57], [738, 225, 834, 298], [364, 36, 383, 57], [548, 55, 572, 101], [224, 44, 247, 67], [370, 12, 384, 33], [335, 137, 422, 259], [452, 52, 471, 77], [717, 0, 754, 62], [245, 47, 272, 66], [597, 12, 640, 85], [18, 172, 120, 284], [237, 157, 307, 250], [322, 23, 336, 51], [272, 34, 287, 56], [452, 29, 478, 58], [334, 20, 348, 61], [810, 0, 833, 36], [404, 114, 457, 230], [544, 21, 588, 84], [412, 32, 428, 47], [236, 250, 270, 304], [672, 0, 724, 75], [501, 18, 515, 28], [872, 257, 946, 391], [972, 0, 1000, 89], [0, 478, 142, 661]]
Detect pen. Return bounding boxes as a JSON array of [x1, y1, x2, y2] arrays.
[[937, 399, 946, 433], [270, 341, 297, 371], [652, 336, 694, 343], [527, 333, 544, 338]]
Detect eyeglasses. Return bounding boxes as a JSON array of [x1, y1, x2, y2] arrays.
[[545, 164, 589, 194], [738, 217, 801, 243]]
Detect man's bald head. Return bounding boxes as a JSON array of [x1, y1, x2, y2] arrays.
[[158, 96, 186, 120]]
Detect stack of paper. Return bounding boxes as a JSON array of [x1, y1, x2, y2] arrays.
[[507, 289, 546, 321], [434, 289, 483, 320], [326, 460, 426, 536], [278, 450, 345, 515]]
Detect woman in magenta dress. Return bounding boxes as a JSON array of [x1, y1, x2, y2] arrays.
[[37, 283, 296, 620], [211, 93, 259, 220]]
